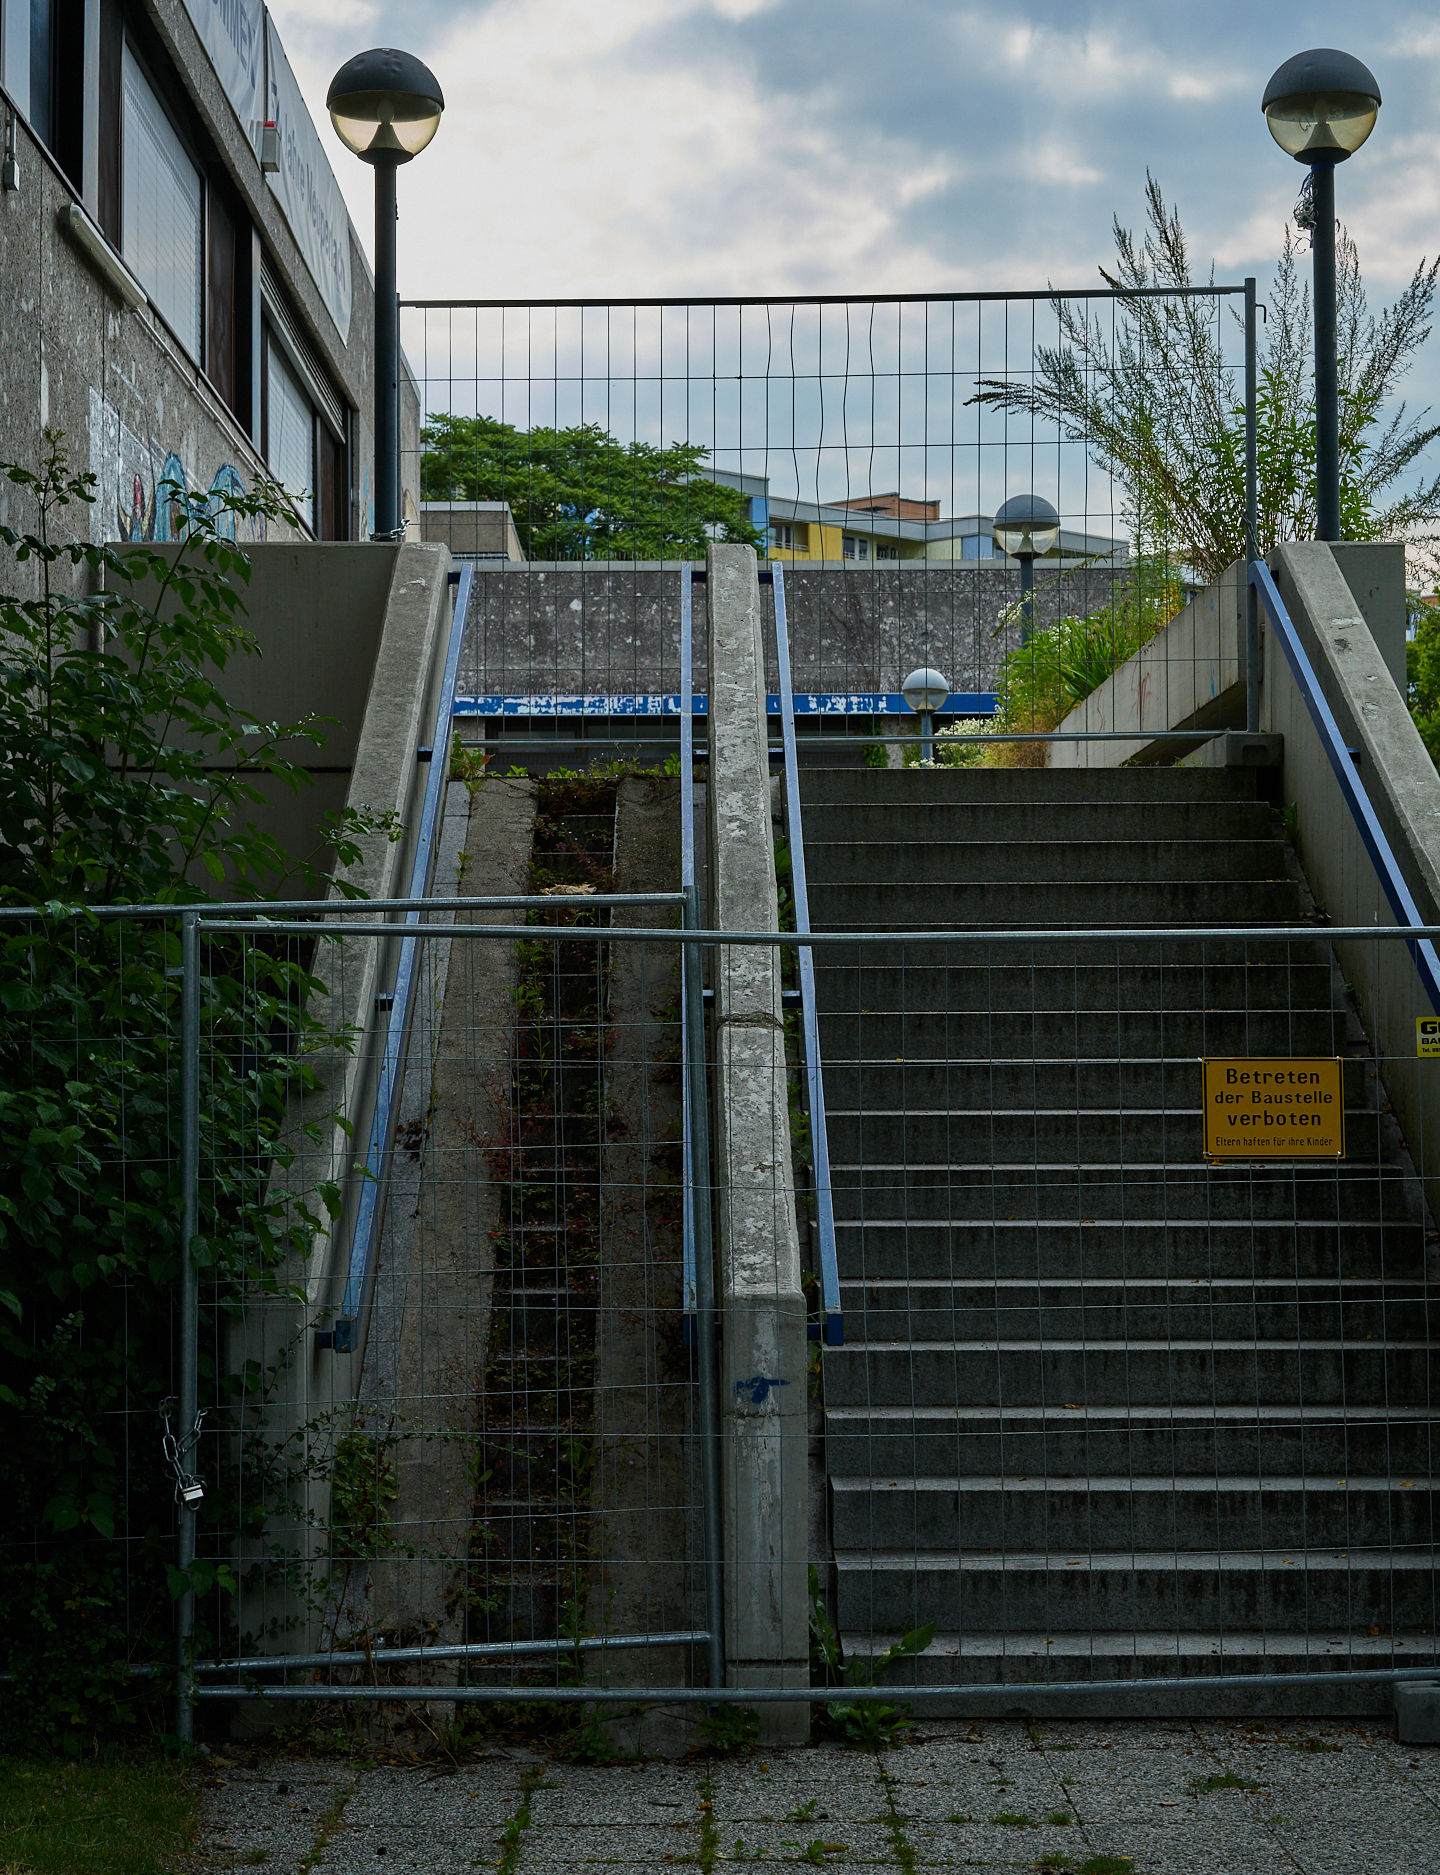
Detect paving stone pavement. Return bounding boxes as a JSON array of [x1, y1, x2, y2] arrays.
[[192, 1718, 1439, 1873]]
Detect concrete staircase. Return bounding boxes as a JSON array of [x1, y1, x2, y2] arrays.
[[799, 764, 1438, 1713]]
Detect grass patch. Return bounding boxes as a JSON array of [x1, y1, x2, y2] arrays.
[[1190, 1771, 1263, 1793], [1037, 1857, 1074, 1871], [991, 1812, 1038, 1827], [0, 1754, 197, 1875], [1078, 1859, 1134, 1875], [945, 1812, 973, 1824], [1046, 1812, 1073, 1825]]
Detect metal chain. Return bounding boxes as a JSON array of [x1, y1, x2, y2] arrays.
[[160, 1396, 206, 1508]]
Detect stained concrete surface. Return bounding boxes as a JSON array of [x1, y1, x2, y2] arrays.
[[193, 1716, 1438, 1871]]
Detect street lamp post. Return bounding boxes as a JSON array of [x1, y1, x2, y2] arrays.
[[1262, 49, 1381, 544], [902, 666, 949, 764], [327, 49, 445, 541], [992, 495, 1061, 645]]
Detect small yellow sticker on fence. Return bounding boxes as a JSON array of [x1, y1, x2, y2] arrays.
[[1418, 1018, 1440, 1057], [1201, 1057, 1344, 1160]]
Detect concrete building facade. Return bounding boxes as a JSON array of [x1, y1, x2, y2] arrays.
[[0, 0, 419, 569]]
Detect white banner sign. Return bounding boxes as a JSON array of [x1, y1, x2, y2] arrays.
[[264, 16, 353, 343], [180, 0, 264, 149]]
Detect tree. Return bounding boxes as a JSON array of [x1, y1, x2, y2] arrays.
[[421, 413, 766, 560], [971, 175, 1440, 582]]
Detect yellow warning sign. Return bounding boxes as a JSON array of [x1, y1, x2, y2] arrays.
[[1418, 1018, 1440, 1058], [1201, 1057, 1344, 1160]]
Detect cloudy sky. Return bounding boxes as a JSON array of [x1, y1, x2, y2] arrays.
[[266, 0, 1440, 518], [270, 0, 1438, 303]]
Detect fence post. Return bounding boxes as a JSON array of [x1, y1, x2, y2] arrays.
[[1245, 275, 1260, 733], [175, 910, 200, 1744], [684, 883, 726, 1696]]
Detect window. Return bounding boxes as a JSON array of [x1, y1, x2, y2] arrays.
[[842, 533, 869, 562], [962, 534, 997, 561], [264, 333, 314, 530], [121, 44, 203, 358], [875, 544, 899, 561], [771, 521, 810, 552]]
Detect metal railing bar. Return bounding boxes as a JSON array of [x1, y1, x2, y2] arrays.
[[196, 920, 1440, 946], [680, 562, 698, 1327], [771, 562, 842, 1346], [0, 892, 684, 922], [401, 285, 1249, 310], [1251, 560, 1440, 1015], [187, 1631, 712, 1675], [191, 1664, 1440, 1703], [331, 560, 475, 1349]]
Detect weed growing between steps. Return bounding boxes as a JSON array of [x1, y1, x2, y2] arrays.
[[807, 1566, 934, 1748]]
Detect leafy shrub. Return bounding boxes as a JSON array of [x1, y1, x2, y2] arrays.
[[0, 436, 387, 1747]]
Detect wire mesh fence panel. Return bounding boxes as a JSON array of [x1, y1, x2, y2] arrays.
[[193, 886, 722, 1718], [403, 290, 1256, 772]]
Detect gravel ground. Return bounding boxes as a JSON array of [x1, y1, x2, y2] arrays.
[[192, 1717, 1439, 1873]]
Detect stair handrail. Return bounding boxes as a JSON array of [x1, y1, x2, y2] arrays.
[[327, 561, 475, 1352], [771, 562, 844, 1346], [1250, 559, 1440, 1014]]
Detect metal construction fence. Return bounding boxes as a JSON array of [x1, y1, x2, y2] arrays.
[[4, 895, 1439, 1735], [402, 285, 1262, 765]]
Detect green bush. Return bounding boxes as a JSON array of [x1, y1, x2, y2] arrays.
[[991, 558, 1185, 740], [0, 436, 387, 1748]]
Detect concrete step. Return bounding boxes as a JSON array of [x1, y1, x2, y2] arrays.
[[804, 800, 1278, 843], [836, 1277, 1434, 1344], [822, 1403, 1440, 1480], [813, 962, 1335, 1016], [807, 937, 1324, 970], [821, 1054, 1357, 1109], [832, 1218, 1426, 1283], [808, 878, 1306, 928], [833, 1546, 1440, 1632], [830, 1627, 1436, 1716], [798, 768, 1262, 806], [817, 1011, 1344, 1057], [825, 1108, 1379, 1165], [821, 1339, 1439, 1408], [830, 1473, 1439, 1552], [827, 1165, 1410, 1224], [806, 839, 1291, 886]]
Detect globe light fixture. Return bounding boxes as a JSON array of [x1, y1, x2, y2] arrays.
[[1262, 49, 1380, 541], [327, 49, 445, 540], [902, 666, 949, 764], [993, 494, 1060, 644]]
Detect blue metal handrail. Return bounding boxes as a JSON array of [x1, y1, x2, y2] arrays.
[[679, 563, 699, 1334], [328, 561, 476, 1352], [1250, 559, 1440, 1015], [771, 563, 843, 1346]]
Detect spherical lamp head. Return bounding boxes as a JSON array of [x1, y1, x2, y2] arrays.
[[992, 493, 1061, 560], [1262, 48, 1379, 163], [901, 667, 950, 716], [327, 48, 444, 163]]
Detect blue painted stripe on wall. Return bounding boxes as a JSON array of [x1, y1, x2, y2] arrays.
[[452, 692, 998, 718]]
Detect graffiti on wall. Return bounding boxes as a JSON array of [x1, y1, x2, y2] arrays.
[[88, 388, 263, 546]]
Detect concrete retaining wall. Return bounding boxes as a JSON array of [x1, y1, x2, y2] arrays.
[[459, 561, 1126, 700], [1266, 541, 1440, 1228]]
